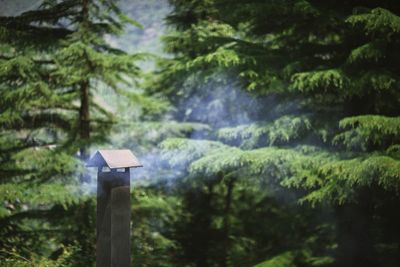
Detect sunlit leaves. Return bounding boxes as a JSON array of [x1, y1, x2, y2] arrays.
[[298, 155, 400, 205], [346, 8, 400, 38], [291, 69, 348, 93], [218, 115, 312, 148], [334, 115, 400, 151], [347, 42, 386, 63], [0, 183, 85, 218], [160, 138, 227, 168], [254, 251, 296, 267]]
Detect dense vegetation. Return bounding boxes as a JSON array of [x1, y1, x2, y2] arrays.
[[1, 0, 400, 266]]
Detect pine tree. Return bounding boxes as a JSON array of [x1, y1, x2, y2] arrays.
[[147, 0, 400, 266], [0, 0, 145, 264]]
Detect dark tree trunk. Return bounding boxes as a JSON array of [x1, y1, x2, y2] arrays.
[[221, 177, 235, 267], [184, 181, 216, 267], [81, 0, 89, 24], [79, 79, 90, 161], [335, 188, 377, 267], [78, 0, 90, 184]]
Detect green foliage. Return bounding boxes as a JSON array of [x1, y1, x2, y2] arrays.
[[254, 252, 296, 267], [346, 8, 400, 38], [0, 245, 78, 267], [334, 115, 400, 151], [0, 0, 150, 265], [160, 138, 227, 167], [347, 42, 385, 63], [131, 189, 182, 267], [298, 155, 400, 205], [147, 0, 400, 266], [113, 121, 211, 153], [0, 183, 83, 216], [2, 0, 400, 266], [218, 115, 312, 148], [291, 69, 348, 94]]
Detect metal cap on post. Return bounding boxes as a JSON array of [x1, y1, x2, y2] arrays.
[[87, 149, 142, 267]]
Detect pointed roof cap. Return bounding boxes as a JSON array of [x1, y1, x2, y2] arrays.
[[86, 149, 142, 169]]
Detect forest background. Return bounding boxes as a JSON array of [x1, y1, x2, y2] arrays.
[[1, 0, 400, 266]]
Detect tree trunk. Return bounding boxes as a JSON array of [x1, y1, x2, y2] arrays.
[[79, 79, 90, 160], [81, 0, 89, 24], [185, 180, 216, 267], [79, 0, 90, 181], [79, 79, 90, 183], [335, 187, 377, 267], [221, 177, 235, 267]]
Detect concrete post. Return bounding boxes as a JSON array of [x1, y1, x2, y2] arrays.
[[97, 168, 131, 267]]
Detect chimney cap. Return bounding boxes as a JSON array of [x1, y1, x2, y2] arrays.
[[86, 149, 142, 169]]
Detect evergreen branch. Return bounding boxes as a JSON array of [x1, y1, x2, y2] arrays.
[[0, 54, 55, 64], [0, 0, 80, 25], [1, 23, 72, 39], [1, 113, 73, 131]]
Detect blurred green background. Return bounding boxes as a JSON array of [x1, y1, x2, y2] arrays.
[[1, 0, 400, 266]]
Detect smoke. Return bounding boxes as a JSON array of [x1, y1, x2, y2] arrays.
[[127, 74, 266, 186], [77, 72, 265, 195], [80, 167, 98, 194], [178, 77, 261, 128], [78, 0, 301, 192]]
